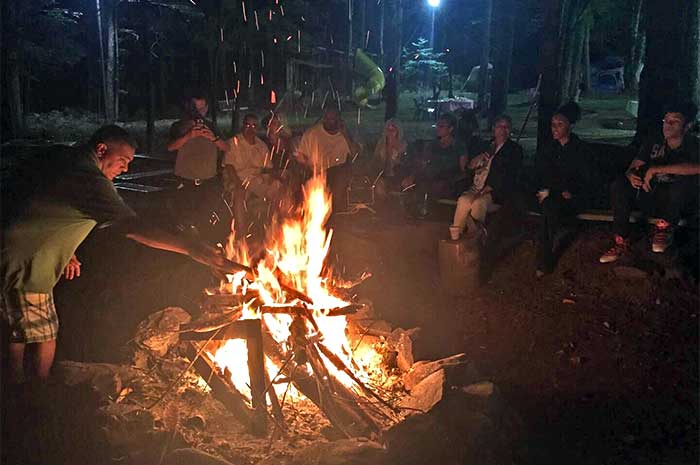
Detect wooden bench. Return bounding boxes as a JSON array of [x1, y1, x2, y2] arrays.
[[437, 199, 690, 227]]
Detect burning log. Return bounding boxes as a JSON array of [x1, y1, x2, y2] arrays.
[[182, 320, 269, 436], [260, 322, 381, 438], [185, 343, 257, 433], [261, 303, 364, 318]]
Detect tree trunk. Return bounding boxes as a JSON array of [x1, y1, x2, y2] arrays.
[[537, 0, 564, 152], [2, 0, 25, 138], [477, 0, 493, 114], [96, 0, 109, 121], [635, 0, 699, 144], [686, 0, 699, 108], [568, 15, 586, 101], [490, 0, 515, 120], [625, 0, 644, 93], [582, 20, 591, 93], [359, 0, 366, 49], [104, 0, 116, 121], [384, 0, 402, 121], [142, 13, 154, 153], [379, 0, 385, 68], [347, 0, 354, 96], [113, 3, 119, 120]]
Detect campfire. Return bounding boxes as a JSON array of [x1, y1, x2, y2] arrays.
[[182, 173, 400, 437]]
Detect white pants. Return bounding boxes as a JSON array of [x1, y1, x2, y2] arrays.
[[451, 191, 497, 233]]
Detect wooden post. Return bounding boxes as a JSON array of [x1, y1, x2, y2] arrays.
[[182, 320, 269, 436], [245, 319, 268, 436]]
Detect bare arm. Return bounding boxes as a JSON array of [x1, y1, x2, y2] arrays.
[[120, 220, 224, 268], [647, 163, 700, 176]]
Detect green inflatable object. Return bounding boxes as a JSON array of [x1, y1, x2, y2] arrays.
[[353, 48, 385, 106]]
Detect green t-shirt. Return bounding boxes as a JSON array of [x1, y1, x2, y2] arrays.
[[1, 145, 137, 292]]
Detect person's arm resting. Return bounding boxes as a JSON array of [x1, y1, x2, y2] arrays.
[[647, 163, 700, 176]]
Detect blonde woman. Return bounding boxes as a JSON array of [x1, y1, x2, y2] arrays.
[[374, 119, 407, 195]]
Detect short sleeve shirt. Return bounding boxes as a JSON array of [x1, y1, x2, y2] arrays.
[[223, 135, 269, 182], [1, 145, 137, 292], [297, 124, 352, 169], [170, 118, 220, 180], [637, 136, 700, 183], [429, 139, 467, 177]]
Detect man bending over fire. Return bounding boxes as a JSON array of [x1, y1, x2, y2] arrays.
[[1, 125, 225, 383]]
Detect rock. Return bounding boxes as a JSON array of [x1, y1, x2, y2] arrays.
[[402, 353, 477, 391], [400, 369, 446, 413], [54, 361, 136, 398], [385, 381, 516, 465], [291, 438, 387, 465], [134, 307, 192, 357], [164, 448, 235, 465], [613, 266, 649, 280]]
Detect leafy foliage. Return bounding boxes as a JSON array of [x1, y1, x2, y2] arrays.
[[400, 37, 448, 92]]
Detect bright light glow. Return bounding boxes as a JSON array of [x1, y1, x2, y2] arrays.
[[427, 0, 440, 7]]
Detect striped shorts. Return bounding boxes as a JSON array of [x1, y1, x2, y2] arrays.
[[0, 290, 59, 343]]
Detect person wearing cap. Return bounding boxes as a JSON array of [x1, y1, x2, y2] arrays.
[[534, 102, 594, 277], [599, 101, 699, 263]]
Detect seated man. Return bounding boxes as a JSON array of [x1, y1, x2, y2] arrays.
[[296, 107, 360, 211], [224, 113, 285, 236], [401, 113, 469, 216], [599, 102, 699, 263], [450, 114, 523, 238]]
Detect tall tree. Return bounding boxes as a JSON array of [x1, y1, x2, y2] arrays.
[[537, 0, 564, 151], [477, 0, 494, 114], [490, 0, 516, 120], [624, 0, 644, 93], [636, 0, 699, 143], [384, 0, 402, 120]]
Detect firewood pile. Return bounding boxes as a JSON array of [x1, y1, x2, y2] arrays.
[[48, 290, 520, 465]]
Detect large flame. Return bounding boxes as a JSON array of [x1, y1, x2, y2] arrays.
[[208, 174, 385, 404]]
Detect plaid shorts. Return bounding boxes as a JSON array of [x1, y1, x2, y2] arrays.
[[0, 290, 59, 343]]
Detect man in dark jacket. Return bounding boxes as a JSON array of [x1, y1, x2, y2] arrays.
[[534, 102, 594, 276], [450, 114, 523, 238]]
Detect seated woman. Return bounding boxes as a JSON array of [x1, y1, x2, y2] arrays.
[[534, 102, 594, 277], [374, 119, 408, 196], [450, 114, 523, 239]]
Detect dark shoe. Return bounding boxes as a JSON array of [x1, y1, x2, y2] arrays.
[[599, 234, 630, 263], [651, 220, 673, 253]]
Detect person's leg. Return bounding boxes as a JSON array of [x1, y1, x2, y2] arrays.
[[231, 185, 248, 239], [7, 342, 26, 383], [611, 175, 637, 238], [452, 192, 476, 233], [470, 192, 493, 225], [536, 196, 566, 273], [32, 341, 56, 380]]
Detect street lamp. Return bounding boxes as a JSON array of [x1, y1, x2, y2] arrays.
[[427, 0, 440, 48]]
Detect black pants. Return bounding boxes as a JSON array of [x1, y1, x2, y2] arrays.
[[611, 175, 697, 238], [536, 195, 578, 272], [169, 177, 226, 241]]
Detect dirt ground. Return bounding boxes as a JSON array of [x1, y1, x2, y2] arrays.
[[28, 196, 695, 465]]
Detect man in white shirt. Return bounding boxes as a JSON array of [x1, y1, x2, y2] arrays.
[[224, 114, 284, 235], [296, 108, 360, 211]]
